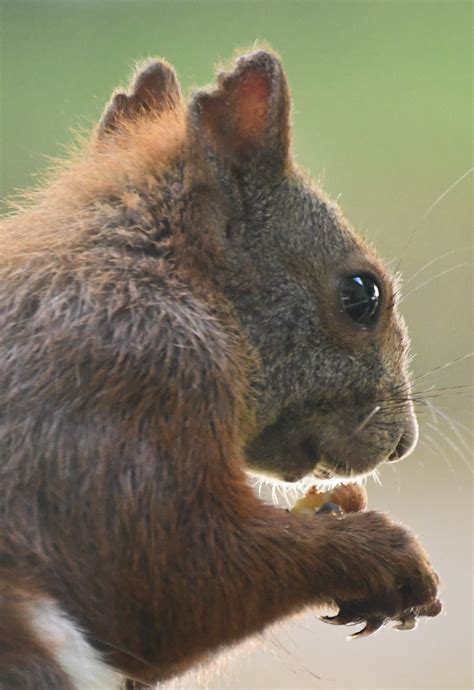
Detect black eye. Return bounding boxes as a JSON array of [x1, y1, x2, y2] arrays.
[[340, 274, 381, 326]]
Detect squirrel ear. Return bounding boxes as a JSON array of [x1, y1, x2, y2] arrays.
[[98, 59, 181, 139], [190, 50, 291, 170]]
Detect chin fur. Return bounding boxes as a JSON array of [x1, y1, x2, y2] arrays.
[[246, 468, 377, 508]]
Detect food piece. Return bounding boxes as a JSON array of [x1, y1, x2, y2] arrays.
[[291, 483, 367, 515], [329, 484, 368, 513], [316, 502, 344, 517], [291, 486, 329, 514]]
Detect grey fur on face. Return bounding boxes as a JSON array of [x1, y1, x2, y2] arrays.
[[193, 95, 417, 482]]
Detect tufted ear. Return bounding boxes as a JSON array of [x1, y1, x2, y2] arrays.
[[98, 59, 181, 139], [189, 50, 291, 171]]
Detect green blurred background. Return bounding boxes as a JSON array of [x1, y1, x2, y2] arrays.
[[1, 1, 472, 688]]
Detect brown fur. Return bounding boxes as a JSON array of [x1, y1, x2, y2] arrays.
[[0, 49, 440, 688]]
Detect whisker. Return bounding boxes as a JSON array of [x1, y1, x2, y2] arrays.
[[424, 401, 473, 457], [413, 396, 471, 411], [354, 405, 380, 434], [421, 434, 458, 484], [248, 474, 312, 508], [408, 393, 471, 407], [425, 421, 473, 476], [412, 353, 473, 383], [419, 167, 473, 224], [402, 247, 469, 287], [371, 467, 382, 486], [400, 262, 467, 303], [396, 166, 473, 270], [276, 482, 293, 508], [438, 415, 474, 438], [414, 384, 472, 394]]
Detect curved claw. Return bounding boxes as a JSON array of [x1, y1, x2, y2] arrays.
[[319, 613, 359, 626], [348, 618, 385, 639], [318, 601, 371, 627], [319, 602, 420, 637]]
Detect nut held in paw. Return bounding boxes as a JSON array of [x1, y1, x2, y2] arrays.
[[291, 484, 367, 515]]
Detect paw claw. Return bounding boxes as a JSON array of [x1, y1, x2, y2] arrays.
[[319, 614, 343, 625], [348, 618, 385, 639], [319, 613, 356, 626], [318, 607, 361, 626]]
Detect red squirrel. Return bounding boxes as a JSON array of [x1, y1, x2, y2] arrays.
[[0, 49, 441, 689]]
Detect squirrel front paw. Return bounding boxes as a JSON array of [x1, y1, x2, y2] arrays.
[[316, 511, 441, 638]]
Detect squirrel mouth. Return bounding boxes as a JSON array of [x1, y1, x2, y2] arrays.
[[299, 437, 320, 463], [299, 438, 338, 480], [312, 463, 336, 480]]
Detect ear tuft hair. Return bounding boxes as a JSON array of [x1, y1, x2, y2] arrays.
[[190, 50, 291, 169], [98, 59, 181, 140]]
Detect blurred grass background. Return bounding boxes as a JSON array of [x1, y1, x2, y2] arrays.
[[1, 1, 472, 688]]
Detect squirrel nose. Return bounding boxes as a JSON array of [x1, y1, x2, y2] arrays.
[[386, 414, 419, 463]]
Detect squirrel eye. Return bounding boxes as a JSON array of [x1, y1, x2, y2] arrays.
[[340, 274, 381, 326]]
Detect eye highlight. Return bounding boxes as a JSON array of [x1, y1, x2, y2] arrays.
[[340, 274, 381, 326]]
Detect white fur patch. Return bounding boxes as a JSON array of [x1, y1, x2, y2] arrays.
[[28, 598, 123, 690]]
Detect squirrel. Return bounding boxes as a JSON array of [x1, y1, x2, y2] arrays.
[[0, 49, 441, 690]]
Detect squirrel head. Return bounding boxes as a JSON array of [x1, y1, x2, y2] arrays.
[[98, 49, 418, 483]]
